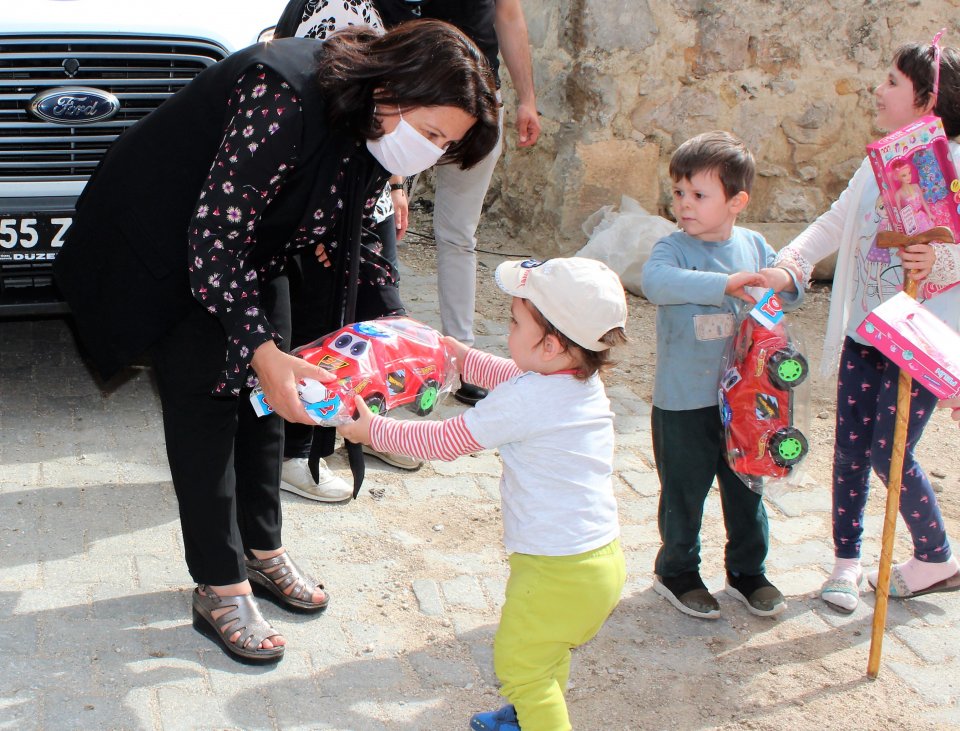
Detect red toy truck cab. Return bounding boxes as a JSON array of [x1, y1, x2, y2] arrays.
[[293, 317, 452, 423], [720, 316, 809, 487]]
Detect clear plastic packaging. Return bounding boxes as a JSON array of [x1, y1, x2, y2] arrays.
[[719, 309, 811, 496], [251, 316, 457, 425]]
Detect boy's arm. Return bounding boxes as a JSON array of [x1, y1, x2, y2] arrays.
[[642, 240, 760, 306], [336, 395, 484, 461]]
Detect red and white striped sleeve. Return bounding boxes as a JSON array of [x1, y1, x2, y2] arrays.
[[462, 348, 522, 390], [368, 413, 485, 462]]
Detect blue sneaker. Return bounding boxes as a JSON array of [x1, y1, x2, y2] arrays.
[[470, 704, 520, 730]]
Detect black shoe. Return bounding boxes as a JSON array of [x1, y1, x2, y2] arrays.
[[455, 381, 488, 406], [653, 571, 720, 619], [725, 571, 787, 617]]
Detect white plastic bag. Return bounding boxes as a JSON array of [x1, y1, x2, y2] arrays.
[[576, 195, 677, 298]]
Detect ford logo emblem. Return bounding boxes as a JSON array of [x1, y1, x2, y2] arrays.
[[28, 87, 120, 125]]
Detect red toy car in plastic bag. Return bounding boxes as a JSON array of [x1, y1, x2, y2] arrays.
[[251, 317, 455, 426], [719, 315, 809, 492]]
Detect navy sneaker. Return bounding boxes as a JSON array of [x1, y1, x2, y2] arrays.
[[470, 704, 520, 730]]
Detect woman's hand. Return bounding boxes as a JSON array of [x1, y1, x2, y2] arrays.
[[314, 243, 331, 268], [900, 242, 936, 281], [390, 180, 409, 240], [250, 340, 335, 424], [724, 271, 767, 302], [441, 335, 469, 371], [337, 395, 374, 444]]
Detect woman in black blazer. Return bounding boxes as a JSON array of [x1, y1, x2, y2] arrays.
[[54, 20, 497, 664]]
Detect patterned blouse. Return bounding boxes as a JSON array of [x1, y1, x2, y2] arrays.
[[187, 64, 389, 395]]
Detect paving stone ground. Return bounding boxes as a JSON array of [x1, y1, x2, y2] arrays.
[[1, 239, 959, 730]]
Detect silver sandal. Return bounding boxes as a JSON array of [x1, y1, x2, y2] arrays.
[[192, 586, 284, 664], [245, 551, 329, 613]]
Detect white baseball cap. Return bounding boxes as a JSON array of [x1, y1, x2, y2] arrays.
[[495, 257, 627, 351]]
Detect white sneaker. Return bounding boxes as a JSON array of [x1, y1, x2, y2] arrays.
[[361, 444, 423, 470], [280, 458, 352, 502]]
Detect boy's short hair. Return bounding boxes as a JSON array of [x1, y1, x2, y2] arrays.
[[668, 131, 756, 199]]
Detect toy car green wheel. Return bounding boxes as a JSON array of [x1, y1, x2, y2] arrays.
[[414, 379, 440, 417], [769, 427, 808, 468], [364, 394, 386, 415], [767, 348, 809, 389]]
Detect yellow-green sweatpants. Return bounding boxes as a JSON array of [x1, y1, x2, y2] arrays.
[[493, 539, 625, 731]]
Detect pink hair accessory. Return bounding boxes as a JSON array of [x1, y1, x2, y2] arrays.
[[931, 28, 946, 100]]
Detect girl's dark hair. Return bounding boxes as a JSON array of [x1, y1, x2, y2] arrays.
[[315, 20, 499, 169], [894, 42, 960, 137], [523, 300, 629, 381], [668, 131, 755, 200]]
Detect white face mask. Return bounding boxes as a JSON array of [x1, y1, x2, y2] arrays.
[[366, 108, 447, 177]]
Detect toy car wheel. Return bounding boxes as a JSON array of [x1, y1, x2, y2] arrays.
[[413, 379, 440, 416], [769, 427, 808, 467], [767, 348, 809, 389], [364, 394, 386, 415]]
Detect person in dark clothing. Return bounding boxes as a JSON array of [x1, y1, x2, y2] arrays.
[[54, 21, 498, 664], [279, 0, 540, 415]]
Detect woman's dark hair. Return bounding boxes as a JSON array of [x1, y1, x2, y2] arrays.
[[315, 20, 499, 169], [894, 42, 960, 137]]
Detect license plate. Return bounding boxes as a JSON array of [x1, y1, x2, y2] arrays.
[[0, 214, 72, 262]]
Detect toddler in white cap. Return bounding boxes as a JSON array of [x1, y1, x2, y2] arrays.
[[339, 256, 627, 731]]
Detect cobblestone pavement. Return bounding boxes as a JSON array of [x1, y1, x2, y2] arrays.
[[1, 248, 959, 730]]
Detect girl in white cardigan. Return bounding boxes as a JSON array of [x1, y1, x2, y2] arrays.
[[765, 38, 960, 613]]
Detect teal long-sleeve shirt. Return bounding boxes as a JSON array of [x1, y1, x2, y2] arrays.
[[641, 228, 803, 411]]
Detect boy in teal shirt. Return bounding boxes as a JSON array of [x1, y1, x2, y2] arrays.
[[641, 131, 803, 618]]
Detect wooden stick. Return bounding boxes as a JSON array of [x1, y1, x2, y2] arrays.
[[866, 276, 919, 679]]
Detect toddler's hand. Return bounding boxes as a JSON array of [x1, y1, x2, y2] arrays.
[[337, 394, 375, 445], [725, 271, 767, 303], [759, 266, 797, 293], [938, 397, 960, 428], [442, 335, 469, 371]]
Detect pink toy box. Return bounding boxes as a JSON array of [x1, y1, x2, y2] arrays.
[[857, 291, 960, 399], [867, 115, 960, 240]]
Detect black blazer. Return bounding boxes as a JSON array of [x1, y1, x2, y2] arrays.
[[54, 38, 384, 381]]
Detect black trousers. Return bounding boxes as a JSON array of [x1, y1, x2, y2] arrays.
[[150, 276, 291, 586], [652, 405, 769, 579]]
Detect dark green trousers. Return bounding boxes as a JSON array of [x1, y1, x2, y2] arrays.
[[652, 405, 769, 578]]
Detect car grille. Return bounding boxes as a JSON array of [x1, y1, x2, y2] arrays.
[[0, 34, 229, 181]]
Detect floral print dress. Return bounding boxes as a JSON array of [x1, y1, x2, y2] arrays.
[[187, 64, 388, 395]]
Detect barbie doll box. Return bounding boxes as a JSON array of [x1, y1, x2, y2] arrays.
[[857, 292, 960, 399], [867, 115, 960, 238]]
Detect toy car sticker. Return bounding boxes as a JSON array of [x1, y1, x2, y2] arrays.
[[754, 393, 780, 420], [304, 393, 342, 421], [416, 364, 438, 377], [719, 391, 733, 426], [329, 332, 369, 359], [720, 367, 742, 392], [748, 289, 784, 329], [387, 370, 406, 395], [316, 353, 351, 371], [693, 313, 735, 340], [353, 322, 392, 339]]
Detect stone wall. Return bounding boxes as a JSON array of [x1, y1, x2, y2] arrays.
[[488, 0, 956, 255]]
